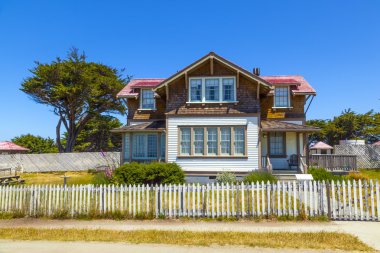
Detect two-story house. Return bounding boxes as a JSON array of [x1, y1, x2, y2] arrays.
[[112, 52, 319, 181]]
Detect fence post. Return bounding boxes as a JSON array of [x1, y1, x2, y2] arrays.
[[236, 183, 240, 219], [376, 180, 380, 222], [370, 180, 375, 221], [226, 183, 230, 218], [326, 181, 332, 219]]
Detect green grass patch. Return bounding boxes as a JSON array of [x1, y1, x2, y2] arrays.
[[0, 228, 373, 251]]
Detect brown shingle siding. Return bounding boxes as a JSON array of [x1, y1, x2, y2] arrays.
[[127, 91, 166, 120], [260, 95, 306, 119]]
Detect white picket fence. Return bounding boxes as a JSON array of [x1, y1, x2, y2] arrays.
[[0, 180, 379, 221]]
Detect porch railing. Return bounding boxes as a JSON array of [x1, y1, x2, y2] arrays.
[[308, 154, 357, 172], [261, 156, 272, 173]]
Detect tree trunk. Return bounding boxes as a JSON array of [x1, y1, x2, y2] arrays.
[[56, 119, 64, 153]]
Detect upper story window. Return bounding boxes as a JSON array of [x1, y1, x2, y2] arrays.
[[189, 77, 236, 103], [274, 87, 290, 108], [140, 89, 155, 109]]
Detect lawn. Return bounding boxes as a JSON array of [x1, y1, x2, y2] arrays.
[[359, 169, 380, 181], [20, 171, 95, 185], [0, 228, 373, 251]]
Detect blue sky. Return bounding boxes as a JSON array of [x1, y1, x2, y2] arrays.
[[0, 0, 379, 141]]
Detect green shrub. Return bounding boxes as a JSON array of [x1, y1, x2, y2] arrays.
[[308, 167, 344, 181], [215, 171, 237, 184], [112, 162, 185, 185], [92, 172, 113, 185], [243, 171, 277, 183]]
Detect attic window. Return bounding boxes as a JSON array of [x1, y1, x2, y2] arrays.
[[274, 87, 290, 108], [140, 89, 155, 109], [189, 77, 236, 103]]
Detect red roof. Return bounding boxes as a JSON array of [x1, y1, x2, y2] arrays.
[[373, 140, 380, 145], [117, 78, 165, 98], [310, 141, 333, 150], [261, 75, 316, 95], [0, 141, 29, 151]]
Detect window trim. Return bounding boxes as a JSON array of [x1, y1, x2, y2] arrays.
[[177, 125, 247, 158], [268, 132, 287, 158], [188, 76, 237, 103], [273, 86, 291, 108], [139, 89, 156, 110]]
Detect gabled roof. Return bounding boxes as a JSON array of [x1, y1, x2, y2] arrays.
[[310, 141, 333, 150], [0, 141, 29, 151], [117, 78, 165, 98], [261, 120, 320, 132], [261, 75, 316, 95], [154, 52, 273, 91]]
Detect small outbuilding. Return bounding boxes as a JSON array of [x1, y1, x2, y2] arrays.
[[0, 141, 29, 155], [373, 140, 380, 146], [310, 141, 333, 154]]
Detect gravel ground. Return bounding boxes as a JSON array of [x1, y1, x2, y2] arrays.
[[0, 219, 378, 251], [0, 240, 358, 253]]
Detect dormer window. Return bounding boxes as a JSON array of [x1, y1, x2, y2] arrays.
[[274, 86, 290, 108], [140, 89, 155, 109], [189, 77, 236, 103]]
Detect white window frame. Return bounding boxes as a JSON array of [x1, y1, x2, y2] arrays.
[[273, 86, 291, 108], [188, 77, 237, 103], [140, 89, 156, 110]]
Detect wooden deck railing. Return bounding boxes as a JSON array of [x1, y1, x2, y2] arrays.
[[308, 154, 357, 172]]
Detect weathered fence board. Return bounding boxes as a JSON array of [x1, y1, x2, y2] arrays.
[[0, 180, 378, 221], [0, 152, 120, 172], [335, 145, 380, 169]]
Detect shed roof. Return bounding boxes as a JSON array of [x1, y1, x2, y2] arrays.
[[261, 120, 320, 132], [111, 120, 166, 133], [310, 141, 334, 150], [0, 141, 29, 151]]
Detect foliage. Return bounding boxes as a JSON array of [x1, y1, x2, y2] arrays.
[[112, 162, 185, 185], [12, 134, 58, 153], [359, 169, 380, 181], [20, 48, 129, 152], [21, 172, 94, 185], [62, 115, 122, 152], [243, 171, 277, 183], [307, 109, 380, 145], [215, 171, 237, 184], [308, 167, 343, 181], [347, 172, 369, 181]]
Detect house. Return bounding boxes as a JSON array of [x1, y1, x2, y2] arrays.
[[112, 52, 319, 181], [310, 141, 333, 154], [0, 141, 29, 155]]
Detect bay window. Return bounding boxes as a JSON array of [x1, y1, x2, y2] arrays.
[[189, 77, 236, 102], [133, 134, 158, 159], [179, 126, 246, 157], [274, 87, 290, 108]]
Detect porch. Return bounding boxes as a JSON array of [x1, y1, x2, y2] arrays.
[[260, 120, 319, 174]]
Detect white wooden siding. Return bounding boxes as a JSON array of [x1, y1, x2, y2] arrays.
[[167, 116, 259, 172]]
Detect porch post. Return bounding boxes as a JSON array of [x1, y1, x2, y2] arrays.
[[296, 132, 300, 171]]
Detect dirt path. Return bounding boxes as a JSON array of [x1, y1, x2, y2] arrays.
[[0, 219, 379, 251]]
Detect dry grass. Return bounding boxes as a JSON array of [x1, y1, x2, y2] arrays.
[[0, 228, 373, 251], [359, 169, 380, 181], [20, 172, 95, 185]]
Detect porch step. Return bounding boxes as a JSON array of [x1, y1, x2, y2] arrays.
[[272, 170, 298, 181]]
